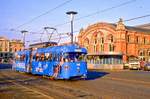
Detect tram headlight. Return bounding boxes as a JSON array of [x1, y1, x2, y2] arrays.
[[64, 65, 69, 70]]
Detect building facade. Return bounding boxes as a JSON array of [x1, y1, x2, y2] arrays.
[[9, 39, 24, 52], [78, 19, 150, 69], [0, 37, 9, 52], [0, 37, 24, 62]]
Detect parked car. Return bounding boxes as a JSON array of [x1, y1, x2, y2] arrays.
[[128, 59, 140, 70], [144, 62, 150, 71]]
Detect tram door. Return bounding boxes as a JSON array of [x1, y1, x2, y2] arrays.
[[31, 53, 44, 75], [25, 51, 32, 73], [44, 53, 53, 76]]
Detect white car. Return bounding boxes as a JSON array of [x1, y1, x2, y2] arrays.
[[128, 59, 140, 70]]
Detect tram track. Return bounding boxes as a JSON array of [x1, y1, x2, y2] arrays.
[[1, 69, 150, 99], [103, 76, 150, 87], [0, 72, 54, 99], [0, 70, 100, 99]]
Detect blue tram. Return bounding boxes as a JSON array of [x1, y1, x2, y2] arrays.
[[14, 50, 31, 73], [14, 44, 87, 79]]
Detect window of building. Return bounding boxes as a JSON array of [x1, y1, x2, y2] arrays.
[[148, 51, 150, 56], [84, 38, 89, 51], [85, 38, 89, 45], [109, 44, 114, 52], [127, 35, 130, 42], [140, 52, 143, 56], [0, 47, 2, 51], [136, 36, 139, 43], [143, 37, 146, 44], [100, 37, 104, 43], [100, 44, 104, 52], [110, 35, 113, 43], [94, 39, 97, 44], [94, 45, 97, 52], [5, 48, 7, 51], [10, 48, 12, 52]]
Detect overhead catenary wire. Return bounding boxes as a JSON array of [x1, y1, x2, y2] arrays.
[[54, 0, 137, 27], [2, 0, 150, 44], [3, 0, 137, 32], [15, 0, 73, 29], [124, 14, 150, 22], [2, 13, 150, 35]]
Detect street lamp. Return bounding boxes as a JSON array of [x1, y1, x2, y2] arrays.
[[66, 11, 77, 44], [21, 30, 28, 47]]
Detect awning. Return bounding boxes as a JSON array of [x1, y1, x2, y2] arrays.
[[87, 52, 123, 56]]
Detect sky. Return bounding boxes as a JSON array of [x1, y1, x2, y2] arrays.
[[0, 0, 150, 47]]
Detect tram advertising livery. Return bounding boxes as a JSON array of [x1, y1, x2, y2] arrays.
[[13, 44, 87, 79]]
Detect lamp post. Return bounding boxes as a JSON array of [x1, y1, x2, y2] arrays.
[[66, 11, 77, 44], [21, 30, 28, 47]]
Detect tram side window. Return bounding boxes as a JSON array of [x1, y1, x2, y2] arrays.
[[63, 52, 86, 62], [40, 53, 45, 61], [15, 55, 20, 61], [32, 55, 36, 61], [18, 54, 25, 61], [53, 53, 61, 61], [53, 53, 57, 61], [35, 53, 40, 61], [45, 53, 49, 61], [45, 53, 52, 61], [22, 54, 25, 61], [49, 53, 52, 61]]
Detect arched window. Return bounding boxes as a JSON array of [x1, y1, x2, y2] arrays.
[[84, 38, 89, 51], [93, 34, 97, 44], [94, 45, 96, 52], [148, 51, 150, 56], [84, 38, 89, 45], [100, 37, 104, 44], [109, 44, 114, 52], [100, 44, 104, 52], [136, 36, 139, 43], [143, 37, 146, 44], [127, 35, 130, 42]]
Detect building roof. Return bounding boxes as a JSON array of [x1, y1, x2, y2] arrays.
[[135, 23, 150, 29], [0, 36, 8, 41], [109, 23, 150, 33], [81, 22, 150, 34]]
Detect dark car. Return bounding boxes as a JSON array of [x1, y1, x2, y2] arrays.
[[144, 62, 150, 71]]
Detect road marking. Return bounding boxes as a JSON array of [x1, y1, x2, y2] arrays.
[[104, 76, 150, 86], [0, 73, 54, 99]]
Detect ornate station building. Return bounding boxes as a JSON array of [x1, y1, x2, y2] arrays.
[[78, 19, 150, 69]]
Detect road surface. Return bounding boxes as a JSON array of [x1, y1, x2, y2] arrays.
[[0, 69, 150, 99]]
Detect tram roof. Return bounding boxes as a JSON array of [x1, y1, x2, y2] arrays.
[[37, 44, 87, 53]]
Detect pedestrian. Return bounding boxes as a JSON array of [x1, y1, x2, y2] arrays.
[[52, 57, 64, 79], [53, 65, 59, 79], [140, 60, 145, 70]]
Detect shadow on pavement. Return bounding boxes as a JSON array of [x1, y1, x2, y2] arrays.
[[0, 64, 12, 69], [86, 70, 109, 80]]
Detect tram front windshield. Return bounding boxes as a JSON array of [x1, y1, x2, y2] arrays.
[[63, 52, 86, 62]]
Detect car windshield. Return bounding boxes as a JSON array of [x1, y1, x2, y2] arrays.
[[63, 52, 86, 62]]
